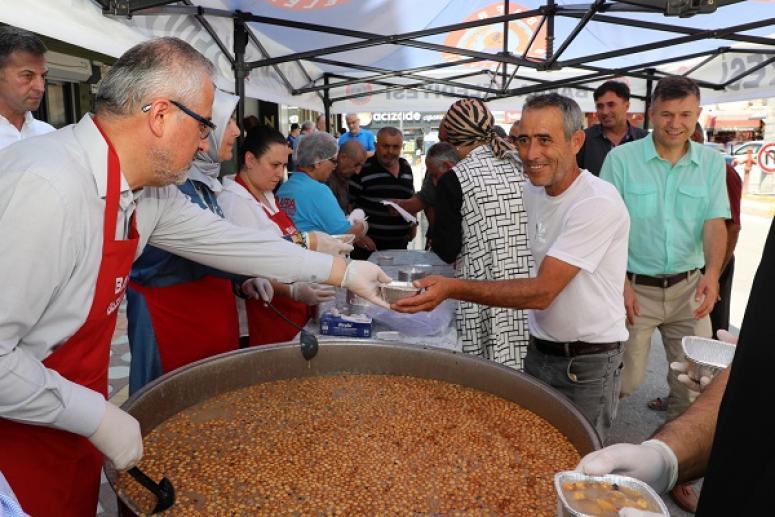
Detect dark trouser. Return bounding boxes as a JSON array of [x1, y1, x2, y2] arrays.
[[524, 341, 624, 443], [710, 255, 735, 337]]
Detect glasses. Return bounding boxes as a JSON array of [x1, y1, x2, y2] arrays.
[[142, 100, 217, 140]]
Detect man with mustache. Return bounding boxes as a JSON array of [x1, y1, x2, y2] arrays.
[[394, 94, 630, 439]]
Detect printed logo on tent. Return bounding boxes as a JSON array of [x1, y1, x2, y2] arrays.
[[267, 0, 350, 10], [443, 2, 546, 66], [345, 83, 373, 106]]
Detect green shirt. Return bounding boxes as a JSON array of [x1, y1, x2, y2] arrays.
[[600, 134, 730, 276]]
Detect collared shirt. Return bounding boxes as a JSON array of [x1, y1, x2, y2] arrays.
[[349, 155, 415, 247], [576, 122, 649, 176], [0, 111, 55, 151], [0, 115, 333, 438], [600, 134, 730, 276], [338, 129, 375, 152], [277, 171, 352, 235]]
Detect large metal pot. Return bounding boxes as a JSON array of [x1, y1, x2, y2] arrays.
[[107, 341, 601, 514]]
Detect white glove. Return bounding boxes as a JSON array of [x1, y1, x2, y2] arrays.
[[340, 260, 392, 309], [88, 401, 143, 471], [309, 231, 354, 257], [347, 208, 366, 224], [576, 439, 678, 494], [241, 278, 274, 302], [670, 361, 712, 394], [290, 282, 337, 305], [671, 329, 737, 393]]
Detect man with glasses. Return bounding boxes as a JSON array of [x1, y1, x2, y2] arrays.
[[0, 37, 389, 517], [0, 26, 54, 150], [277, 131, 368, 239]]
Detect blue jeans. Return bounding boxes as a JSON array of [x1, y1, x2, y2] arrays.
[[524, 342, 624, 442]]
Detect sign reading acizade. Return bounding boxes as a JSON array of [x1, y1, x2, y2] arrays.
[[372, 112, 423, 122]]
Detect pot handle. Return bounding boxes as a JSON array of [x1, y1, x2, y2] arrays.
[[127, 466, 176, 514]]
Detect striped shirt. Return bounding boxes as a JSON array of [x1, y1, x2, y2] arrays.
[[349, 156, 415, 248]]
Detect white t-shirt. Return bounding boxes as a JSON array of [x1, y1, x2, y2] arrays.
[[523, 170, 630, 343], [0, 111, 54, 150]]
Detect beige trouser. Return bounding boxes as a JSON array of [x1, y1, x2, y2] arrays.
[[620, 270, 712, 421]]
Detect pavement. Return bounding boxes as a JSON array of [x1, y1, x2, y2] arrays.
[[96, 202, 774, 516]]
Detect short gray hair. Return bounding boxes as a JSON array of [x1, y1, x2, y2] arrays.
[[426, 142, 459, 166], [95, 37, 214, 116], [377, 126, 402, 140], [301, 121, 315, 132], [0, 26, 46, 68], [296, 131, 338, 168], [522, 93, 584, 140]]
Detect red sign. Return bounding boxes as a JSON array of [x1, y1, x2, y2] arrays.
[[757, 142, 775, 174]]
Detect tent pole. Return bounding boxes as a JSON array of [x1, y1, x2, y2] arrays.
[[323, 75, 331, 133], [546, 0, 555, 61], [234, 13, 248, 166], [643, 68, 655, 131], [502, 0, 509, 92]]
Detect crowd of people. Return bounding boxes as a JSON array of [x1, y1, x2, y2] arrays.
[[0, 24, 770, 517]]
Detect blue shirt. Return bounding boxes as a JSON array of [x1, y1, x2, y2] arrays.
[[601, 135, 730, 276], [339, 129, 375, 152], [276, 172, 352, 234]]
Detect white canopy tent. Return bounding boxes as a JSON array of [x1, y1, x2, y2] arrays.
[[2, 0, 774, 119]]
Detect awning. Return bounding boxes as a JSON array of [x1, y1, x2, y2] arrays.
[[707, 116, 763, 130], [3, 1, 774, 113]]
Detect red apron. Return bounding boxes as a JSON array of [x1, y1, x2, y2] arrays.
[[128, 274, 239, 373], [0, 122, 139, 517], [235, 176, 312, 346]]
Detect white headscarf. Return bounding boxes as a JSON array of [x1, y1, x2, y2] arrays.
[[187, 88, 240, 192]]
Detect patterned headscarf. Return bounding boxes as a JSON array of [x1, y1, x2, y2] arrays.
[[440, 98, 516, 159]]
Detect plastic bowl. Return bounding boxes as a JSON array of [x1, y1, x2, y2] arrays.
[[380, 281, 421, 304], [555, 471, 669, 516], [681, 336, 736, 382]]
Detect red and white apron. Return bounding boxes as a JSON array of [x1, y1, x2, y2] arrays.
[[0, 121, 138, 516], [235, 176, 312, 346]]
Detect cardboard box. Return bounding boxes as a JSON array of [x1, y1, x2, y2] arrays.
[[320, 311, 372, 338]]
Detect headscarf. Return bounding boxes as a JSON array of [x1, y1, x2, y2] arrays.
[[187, 88, 240, 192], [440, 98, 516, 159]]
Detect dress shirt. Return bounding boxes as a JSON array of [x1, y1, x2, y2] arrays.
[[0, 111, 54, 150], [0, 115, 333, 438], [601, 135, 730, 275]]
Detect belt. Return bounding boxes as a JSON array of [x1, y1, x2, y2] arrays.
[[627, 269, 697, 289], [531, 337, 621, 358]]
